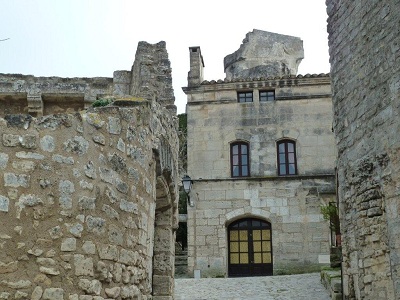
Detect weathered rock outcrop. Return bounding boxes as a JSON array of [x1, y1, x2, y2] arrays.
[[224, 29, 304, 80]]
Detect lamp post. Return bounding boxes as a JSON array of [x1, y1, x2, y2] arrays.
[[182, 175, 193, 206]]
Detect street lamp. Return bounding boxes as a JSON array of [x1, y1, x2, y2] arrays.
[[182, 175, 193, 206]]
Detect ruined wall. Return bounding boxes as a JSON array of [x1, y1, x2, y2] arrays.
[[0, 40, 179, 299], [0, 101, 179, 299], [130, 41, 176, 114], [326, 0, 400, 299]]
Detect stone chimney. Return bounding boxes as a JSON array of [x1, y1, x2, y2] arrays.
[[187, 46, 204, 87]]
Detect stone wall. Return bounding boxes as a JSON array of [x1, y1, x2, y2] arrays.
[[326, 0, 400, 299], [0, 101, 179, 299], [0, 41, 179, 299]]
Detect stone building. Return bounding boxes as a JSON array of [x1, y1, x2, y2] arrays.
[[183, 29, 337, 278], [0, 41, 179, 299], [326, 1, 400, 299]]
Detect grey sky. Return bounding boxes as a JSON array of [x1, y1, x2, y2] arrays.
[[1, 0, 330, 114]]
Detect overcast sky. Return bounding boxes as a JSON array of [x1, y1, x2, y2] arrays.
[[1, 0, 330, 114]]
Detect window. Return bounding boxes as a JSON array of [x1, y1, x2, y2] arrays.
[[259, 90, 275, 101], [277, 140, 297, 175], [238, 92, 253, 103], [231, 142, 250, 177]]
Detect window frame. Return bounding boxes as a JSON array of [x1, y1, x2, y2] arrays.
[[277, 139, 297, 176], [259, 90, 275, 102], [237, 91, 253, 103], [230, 141, 250, 177]]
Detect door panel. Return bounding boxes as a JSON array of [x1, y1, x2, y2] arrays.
[[228, 218, 273, 277]]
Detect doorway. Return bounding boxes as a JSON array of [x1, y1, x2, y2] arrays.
[[228, 218, 273, 277]]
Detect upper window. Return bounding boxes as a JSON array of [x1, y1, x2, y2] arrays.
[[277, 140, 297, 175], [260, 90, 275, 101], [238, 92, 253, 103], [231, 142, 250, 177]]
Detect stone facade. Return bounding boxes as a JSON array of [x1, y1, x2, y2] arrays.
[[183, 30, 337, 278], [326, 0, 400, 299], [0, 42, 179, 299]]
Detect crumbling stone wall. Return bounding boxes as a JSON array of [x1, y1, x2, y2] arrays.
[[0, 41, 179, 299], [0, 101, 178, 299], [326, 1, 400, 299]]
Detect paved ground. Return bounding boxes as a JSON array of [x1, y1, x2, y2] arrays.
[[174, 272, 331, 300]]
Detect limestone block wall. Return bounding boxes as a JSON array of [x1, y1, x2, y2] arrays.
[[0, 103, 179, 299], [185, 75, 336, 277], [326, 0, 400, 299], [187, 179, 335, 277], [186, 77, 336, 179]]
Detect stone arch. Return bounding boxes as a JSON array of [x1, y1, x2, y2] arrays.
[[225, 208, 272, 226], [152, 141, 178, 299]]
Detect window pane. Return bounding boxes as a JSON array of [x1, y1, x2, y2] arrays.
[[289, 164, 296, 175], [253, 241, 261, 252], [279, 143, 285, 153], [232, 155, 239, 165], [240, 242, 248, 252], [262, 241, 271, 252], [240, 253, 249, 264], [253, 230, 261, 240], [241, 144, 247, 154], [254, 253, 262, 264], [242, 166, 248, 176], [230, 242, 239, 252], [279, 153, 286, 163], [241, 154, 248, 164], [263, 253, 272, 263], [238, 220, 247, 227], [262, 230, 271, 240], [252, 220, 261, 227], [232, 145, 238, 155], [233, 166, 239, 177], [239, 230, 248, 241], [288, 142, 294, 152], [230, 253, 239, 264], [288, 153, 295, 163], [230, 231, 239, 241], [280, 165, 287, 175]]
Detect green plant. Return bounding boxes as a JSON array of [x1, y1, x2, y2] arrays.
[[321, 203, 341, 234], [92, 98, 113, 107]]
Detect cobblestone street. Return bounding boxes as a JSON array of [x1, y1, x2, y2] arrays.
[[174, 273, 330, 300]]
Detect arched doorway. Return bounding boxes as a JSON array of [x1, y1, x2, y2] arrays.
[[228, 218, 273, 277]]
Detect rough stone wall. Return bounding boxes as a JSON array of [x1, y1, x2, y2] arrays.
[[326, 0, 400, 299], [130, 41, 176, 114], [0, 41, 179, 299], [0, 101, 179, 299]]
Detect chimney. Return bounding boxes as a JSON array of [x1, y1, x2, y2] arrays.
[[187, 46, 204, 87]]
